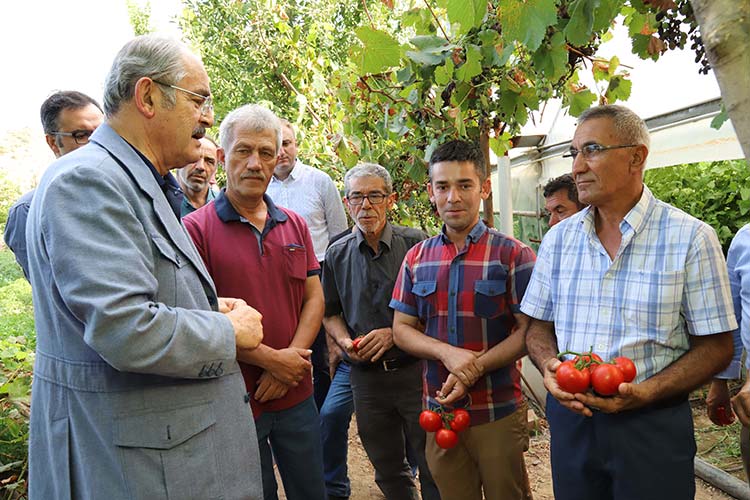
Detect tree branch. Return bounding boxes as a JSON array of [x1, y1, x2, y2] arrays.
[[423, 0, 450, 42]]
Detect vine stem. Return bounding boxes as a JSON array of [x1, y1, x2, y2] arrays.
[[422, 0, 451, 42]]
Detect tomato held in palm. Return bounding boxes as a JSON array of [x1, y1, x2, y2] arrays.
[[435, 428, 459, 449], [419, 410, 443, 433], [351, 336, 364, 352], [556, 360, 591, 394], [449, 409, 471, 432], [590, 363, 625, 396], [574, 352, 603, 373], [613, 356, 637, 383]]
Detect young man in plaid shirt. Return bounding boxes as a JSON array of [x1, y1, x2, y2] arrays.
[[391, 140, 535, 500]]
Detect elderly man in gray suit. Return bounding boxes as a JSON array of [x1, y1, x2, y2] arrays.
[[25, 35, 265, 500]]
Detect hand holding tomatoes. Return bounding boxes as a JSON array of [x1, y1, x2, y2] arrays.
[[554, 350, 637, 397]]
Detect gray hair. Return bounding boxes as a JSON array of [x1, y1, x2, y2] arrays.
[[344, 163, 393, 196], [577, 105, 650, 150], [219, 104, 282, 153], [103, 36, 189, 116]]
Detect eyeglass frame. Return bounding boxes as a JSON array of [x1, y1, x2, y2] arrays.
[[563, 143, 639, 160], [346, 192, 389, 206], [48, 130, 96, 145], [152, 80, 214, 116]]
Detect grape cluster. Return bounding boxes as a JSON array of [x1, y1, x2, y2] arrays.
[[655, 0, 711, 74]]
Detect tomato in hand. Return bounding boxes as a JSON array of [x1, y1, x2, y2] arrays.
[[590, 363, 625, 396], [351, 336, 364, 352], [613, 356, 637, 383], [435, 428, 459, 449], [556, 360, 591, 394], [449, 409, 471, 432], [574, 352, 603, 371], [715, 405, 735, 426], [419, 410, 443, 433]]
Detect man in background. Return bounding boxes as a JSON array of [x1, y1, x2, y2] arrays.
[[266, 119, 348, 409], [542, 173, 583, 227], [4, 90, 104, 279], [176, 135, 219, 217]]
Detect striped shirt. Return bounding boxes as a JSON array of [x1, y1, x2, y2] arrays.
[[390, 221, 536, 424], [520, 185, 737, 382]]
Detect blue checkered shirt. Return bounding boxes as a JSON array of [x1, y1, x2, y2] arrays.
[[520, 186, 737, 382]]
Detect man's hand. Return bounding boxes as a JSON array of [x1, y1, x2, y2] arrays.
[[542, 357, 593, 417], [732, 379, 750, 426], [575, 382, 650, 414], [265, 347, 312, 386], [356, 328, 394, 362], [440, 345, 484, 387], [708, 379, 735, 425], [341, 337, 367, 363], [328, 340, 344, 379], [435, 373, 469, 406], [226, 304, 263, 353], [218, 297, 247, 313], [255, 371, 289, 403]]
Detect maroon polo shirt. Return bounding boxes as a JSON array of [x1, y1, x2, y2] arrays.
[[184, 190, 320, 417]]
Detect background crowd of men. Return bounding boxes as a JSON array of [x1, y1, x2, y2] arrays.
[[3, 33, 750, 500]]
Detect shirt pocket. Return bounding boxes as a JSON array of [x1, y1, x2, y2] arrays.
[[284, 243, 308, 281], [113, 401, 221, 500], [473, 279, 506, 319], [621, 270, 685, 342], [412, 280, 438, 319]]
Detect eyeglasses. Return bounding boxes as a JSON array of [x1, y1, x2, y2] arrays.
[[563, 143, 639, 160], [49, 130, 95, 145], [152, 80, 214, 116], [347, 193, 388, 205]]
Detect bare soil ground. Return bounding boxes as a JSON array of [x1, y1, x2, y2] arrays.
[[278, 408, 738, 500]]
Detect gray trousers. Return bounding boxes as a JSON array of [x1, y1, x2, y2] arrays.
[[350, 361, 440, 500]]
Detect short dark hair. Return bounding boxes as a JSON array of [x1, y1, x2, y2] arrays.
[[543, 173, 581, 206], [40, 91, 102, 134], [428, 140, 486, 182]]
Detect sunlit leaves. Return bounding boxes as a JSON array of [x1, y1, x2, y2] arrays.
[[455, 44, 482, 81], [532, 31, 568, 80], [604, 74, 632, 102], [446, 0, 488, 36], [564, 0, 620, 46], [498, 0, 558, 51], [355, 27, 402, 74]]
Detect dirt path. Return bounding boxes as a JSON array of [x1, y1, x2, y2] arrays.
[[277, 416, 735, 499]]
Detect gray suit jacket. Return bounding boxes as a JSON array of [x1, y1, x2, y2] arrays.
[[25, 124, 262, 499]]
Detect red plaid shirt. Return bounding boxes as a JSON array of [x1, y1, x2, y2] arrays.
[[390, 221, 536, 424]]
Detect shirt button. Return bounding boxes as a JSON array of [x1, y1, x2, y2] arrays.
[[450, 327, 455, 333], [450, 291, 456, 297]]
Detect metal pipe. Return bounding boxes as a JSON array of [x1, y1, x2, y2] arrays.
[[694, 457, 750, 499]]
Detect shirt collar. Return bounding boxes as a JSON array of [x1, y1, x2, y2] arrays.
[[580, 184, 653, 235], [439, 219, 487, 245], [214, 189, 288, 224], [272, 159, 304, 183], [355, 222, 393, 251]]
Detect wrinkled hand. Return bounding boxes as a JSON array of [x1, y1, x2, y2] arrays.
[[356, 328, 394, 362], [435, 373, 469, 406], [575, 382, 650, 414], [542, 358, 593, 417], [440, 346, 484, 387], [218, 297, 247, 313], [341, 337, 367, 363], [708, 379, 735, 425], [255, 371, 289, 403], [227, 304, 263, 353], [732, 379, 750, 426], [328, 341, 344, 379], [267, 347, 312, 386]]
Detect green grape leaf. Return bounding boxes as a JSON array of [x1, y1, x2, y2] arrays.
[[435, 58, 455, 85], [567, 88, 597, 116], [355, 26, 402, 74], [446, 0, 488, 36], [498, 0, 558, 51], [531, 31, 568, 80], [455, 44, 482, 82], [605, 75, 632, 103]]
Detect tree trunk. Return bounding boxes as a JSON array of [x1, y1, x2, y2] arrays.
[[479, 127, 495, 227], [690, 0, 750, 164]]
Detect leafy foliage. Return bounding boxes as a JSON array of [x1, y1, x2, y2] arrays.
[[0, 171, 21, 232], [127, 0, 154, 36], [644, 160, 750, 252]]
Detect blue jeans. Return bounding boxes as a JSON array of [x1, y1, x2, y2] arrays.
[[255, 396, 327, 500], [320, 361, 355, 498]]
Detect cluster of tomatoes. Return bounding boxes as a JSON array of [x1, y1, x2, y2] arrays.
[[555, 351, 636, 396], [419, 407, 470, 449]]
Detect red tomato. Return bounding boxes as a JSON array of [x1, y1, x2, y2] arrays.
[[556, 360, 591, 394], [613, 356, 637, 383], [419, 410, 443, 432], [590, 363, 625, 396], [449, 409, 471, 432], [574, 352, 603, 373], [716, 405, 735, 426], [351, 336, 364, 352], [435, 428, 458, 449]]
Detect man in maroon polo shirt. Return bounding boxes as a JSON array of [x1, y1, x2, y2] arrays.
[[183, 103, 326, 500]]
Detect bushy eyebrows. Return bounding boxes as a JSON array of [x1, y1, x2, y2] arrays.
[[433, 178, 476, 185]]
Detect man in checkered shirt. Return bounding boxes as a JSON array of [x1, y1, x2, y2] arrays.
[[521, 105, 737, 500], [391, 139, 535, 500]]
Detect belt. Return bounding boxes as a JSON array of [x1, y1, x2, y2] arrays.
[[352, 356, 420, 372]]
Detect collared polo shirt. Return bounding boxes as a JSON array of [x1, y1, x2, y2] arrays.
[[266, 160, 347, 261], [183, 191, 320, 417], [390, 221, 536, 424], [323, 222, 427, 363], [180, 188, 217, 218], [520, 185, 737, 382]]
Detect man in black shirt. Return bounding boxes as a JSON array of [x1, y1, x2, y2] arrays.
[[320, 163, 439, 500]]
